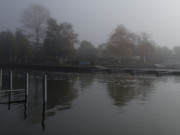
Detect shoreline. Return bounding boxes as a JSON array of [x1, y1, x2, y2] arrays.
[[0, 64, 179, 76]]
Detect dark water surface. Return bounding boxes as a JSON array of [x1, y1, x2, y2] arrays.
[[0, 72, 180, 135]]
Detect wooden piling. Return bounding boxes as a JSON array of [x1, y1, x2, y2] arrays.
[[0, 69, 2, 89], [10, 71, 12, 90], [130, 71, 134, 75], [43, 75, 47, 104], [156, 71, 172, 77], [8, 71, 12, 104], [41, 74, 47, 130]]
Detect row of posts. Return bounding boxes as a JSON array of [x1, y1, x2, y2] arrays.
[[0, 70, 47, 130], [0, 70, 47, 104]]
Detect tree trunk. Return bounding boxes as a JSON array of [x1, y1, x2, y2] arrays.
[[143, 56, 146, 63]]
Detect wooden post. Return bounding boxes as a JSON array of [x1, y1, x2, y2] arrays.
[[0, 69, 2, 89], [43, 75, 47, 104], [156, 72, 160, 77], [25, 73, 29, 98], [42, 75, 47, 130], [8, 71, 12, 105], [24, 73, 29, 119], [10, 71, 12, 90]]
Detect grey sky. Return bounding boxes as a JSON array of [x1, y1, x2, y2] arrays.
[[0, 0, 180, 48]]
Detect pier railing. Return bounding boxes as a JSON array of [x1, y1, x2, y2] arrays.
[[0, 70, 47, 104]]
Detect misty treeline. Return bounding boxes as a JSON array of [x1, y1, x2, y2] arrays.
[[0, 3, 178, 65]]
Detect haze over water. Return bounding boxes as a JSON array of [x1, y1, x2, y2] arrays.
[[1, 0, 180, 47]]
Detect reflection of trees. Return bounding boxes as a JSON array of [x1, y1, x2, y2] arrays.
[[47, 78, 77, 112], [0, 72, 79, 126], [106, 75, 155, 107], [77, 74, 95, 90], [0, 72, 159, 130], [22, 73, 78, 125]]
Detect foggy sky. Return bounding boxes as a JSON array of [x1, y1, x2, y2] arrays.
[[1, 0, 180, 48]]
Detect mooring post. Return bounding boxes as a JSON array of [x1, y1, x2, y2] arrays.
[[43, 75, 47, 104], [8, 71, 12, 104], [25, 73, 29, 99], [41, 74, 47, 131], [24, 73, 29, 119], [10, 71, 12, 90], [0, 69, 2, 89]]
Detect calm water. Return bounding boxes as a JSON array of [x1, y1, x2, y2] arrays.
[[0, 72, 180, 135]]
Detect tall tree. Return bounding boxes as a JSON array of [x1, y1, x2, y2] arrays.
[[136, 32, 155, 63], [78, 40, 97, 62], [15, 29, 32, 63], [0, 31, 16, 63], [153, 46, 172, 63], [173, 46, 180, 59], [107, 25, 136, 63], [21, 3, 50, 48], [43, 18, 78, 63]]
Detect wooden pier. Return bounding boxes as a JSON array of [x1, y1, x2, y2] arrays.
[[0, 70, 47, 104], [0, 70, 48, 129], [92, 66, 180, 77]]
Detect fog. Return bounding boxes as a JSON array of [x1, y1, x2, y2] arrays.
[[1, 0, 180, 48]]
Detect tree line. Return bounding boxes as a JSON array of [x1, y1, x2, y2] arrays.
[[0, 3, 179, 65]]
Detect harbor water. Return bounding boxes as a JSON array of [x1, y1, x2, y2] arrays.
[[0, 72, 180, 135]]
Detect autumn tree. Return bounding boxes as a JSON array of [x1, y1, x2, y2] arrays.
[[15, 29, 32, 63], [107, 25, 136, 63], [153, 46, 173, 63], [78, 40, 97, 62], [0, 31, 17, 63], [21, 3, 50, 48], [173, 46, 180, 59], [136, 32, 155, 63], [43, 18, 78, 64]]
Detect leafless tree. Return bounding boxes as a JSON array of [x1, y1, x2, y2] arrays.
[[21, 3, 50, 48]]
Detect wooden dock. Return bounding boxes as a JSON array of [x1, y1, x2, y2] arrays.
[[0, 70, 47, 104], [92, 66, 180, 76]]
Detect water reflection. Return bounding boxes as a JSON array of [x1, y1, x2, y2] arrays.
[[46, 77, 78, 114], [104, 74, 155, 107], [0, 71, 169, 134], [23, 73, 78, 129], [77, 74, 95, 90], [41, 103, 46, 131], [9, 73, 157, 120]]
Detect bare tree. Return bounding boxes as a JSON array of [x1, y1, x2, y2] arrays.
[[136, 32, 155, 63], [21, 3, 50, 48]]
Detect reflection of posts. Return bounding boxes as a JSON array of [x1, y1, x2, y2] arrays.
[[8, 93, 11, 110], [25, 73, 29, 99], [24, 73, 29, 119], [41, 75, 47, 131], [41, 103, 46, 131], [43, 75, 47, 104], [24, 99, 28, 119], [10, 71, 12, 90], [8, 71, 13, 110]]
